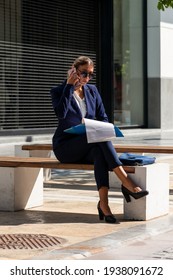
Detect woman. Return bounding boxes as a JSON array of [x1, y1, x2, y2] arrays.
[[50, 56, 148, 223]]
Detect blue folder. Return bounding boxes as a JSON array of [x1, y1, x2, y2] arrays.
[[64, 123, 124, 137]]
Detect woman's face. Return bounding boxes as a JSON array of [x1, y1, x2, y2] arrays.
[[77, 64, 94, 85]]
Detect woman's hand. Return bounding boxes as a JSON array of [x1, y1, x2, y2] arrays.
[[67, 68, 80, 87]]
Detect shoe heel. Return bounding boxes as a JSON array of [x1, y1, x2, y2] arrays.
[[97, 201, 117, 223], [98, 208, 104, 220], [122, 191, 131, 203]]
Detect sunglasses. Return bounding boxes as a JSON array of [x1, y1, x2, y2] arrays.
[[77, 69, 94, 80]]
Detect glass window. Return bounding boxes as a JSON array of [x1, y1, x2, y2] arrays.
[[113, 0, 144, 126]]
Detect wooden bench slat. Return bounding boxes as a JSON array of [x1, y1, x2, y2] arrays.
[[0, 156, 135, 173], [115, 145, 173, 154], [22, 144, 52, 151], [0, 157, 92, 169], [22, 144, 173, 154]]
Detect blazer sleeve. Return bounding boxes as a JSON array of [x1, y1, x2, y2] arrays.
[[50, 81, 75, 119], [51, 82, 109, 123]]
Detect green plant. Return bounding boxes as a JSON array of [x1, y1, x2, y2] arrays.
[[157, 0, 173, 10]]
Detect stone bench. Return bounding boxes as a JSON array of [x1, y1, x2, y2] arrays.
[[0, 155, 169, 221], [0, 156, 134, 211], [21, 144, 171, 220]]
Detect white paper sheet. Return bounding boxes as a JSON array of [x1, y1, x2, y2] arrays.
[[83, 118, 116, 143]]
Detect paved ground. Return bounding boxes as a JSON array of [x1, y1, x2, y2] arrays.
[[0, 175, 173, 260], [0, 129, 173, 260]]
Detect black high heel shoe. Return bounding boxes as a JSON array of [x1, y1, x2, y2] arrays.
[[121, 185, 149, 203], [97, 201, 117, 223]]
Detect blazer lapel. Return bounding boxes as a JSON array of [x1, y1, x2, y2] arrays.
[[84, 85, 95, 118]]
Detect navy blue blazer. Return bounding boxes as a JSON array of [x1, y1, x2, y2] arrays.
[[50, 80, 109, 149]]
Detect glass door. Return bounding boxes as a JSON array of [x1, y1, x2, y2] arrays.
[[113, 0, 145, 126]]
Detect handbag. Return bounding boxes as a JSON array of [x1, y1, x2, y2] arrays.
[[119, 153, 156, 166]]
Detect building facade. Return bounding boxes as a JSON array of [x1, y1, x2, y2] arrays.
[[147, 0, 173, 130], [0, 0, 173, 138]]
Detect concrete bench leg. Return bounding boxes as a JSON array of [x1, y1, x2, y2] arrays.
[[29, 150, 52, 181], [15, 145, 52, 181], [0, 167, 43, 211], [109, 163, 169, 220]]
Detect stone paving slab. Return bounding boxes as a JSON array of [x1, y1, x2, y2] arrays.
[[85, 227, 173, 260]]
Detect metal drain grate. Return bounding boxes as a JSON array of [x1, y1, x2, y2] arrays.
[[0, 234, 64, 249]]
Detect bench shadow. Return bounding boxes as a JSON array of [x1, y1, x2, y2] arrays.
[[44, 183, 123, 199], [47, 169, 97, 191], [0, 210, 124, 226]]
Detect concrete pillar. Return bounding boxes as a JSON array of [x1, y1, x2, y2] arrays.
[[147, 0, 173, 129]]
